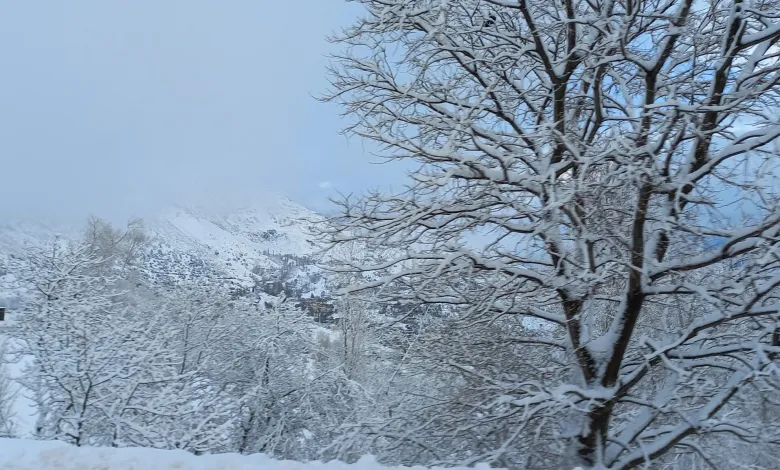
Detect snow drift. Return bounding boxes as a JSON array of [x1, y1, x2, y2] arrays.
[[0, 438, 494, 470]]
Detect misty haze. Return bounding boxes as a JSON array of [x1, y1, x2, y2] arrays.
[[1, 1, 779, 470]]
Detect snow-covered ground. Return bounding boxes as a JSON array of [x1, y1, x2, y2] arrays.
[[0, 439, 493, 470]]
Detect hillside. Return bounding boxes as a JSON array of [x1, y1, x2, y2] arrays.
[[141, 197, 328, 301], [1, 196, 333, 313]]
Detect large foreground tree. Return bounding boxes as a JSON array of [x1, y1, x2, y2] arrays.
[[325, 0, 780, 468]]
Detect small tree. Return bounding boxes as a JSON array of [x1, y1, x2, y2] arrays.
[[325, 0, 780, 468], [9, 219, 234, 452], [0, 338, 17, 438], [219, 298, 362, 460], [10, 234, 140, 445]]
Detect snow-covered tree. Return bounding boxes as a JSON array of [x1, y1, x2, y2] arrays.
[[8, 232, 137, 445], [0, 338, 17, 438], [323, 239, 383, 383], [325, 0, 780, 468], [218, 297, 364, 460], [7, 220, 233, 451]]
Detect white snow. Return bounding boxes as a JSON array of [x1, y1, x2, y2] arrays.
[[153, 197, 322, 259], [0, 438, 489, 470]]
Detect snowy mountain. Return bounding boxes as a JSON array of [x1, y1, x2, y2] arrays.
[[1, 196, 332, 312], [142, 197, 327, 296], [0, 219, 77, 256]]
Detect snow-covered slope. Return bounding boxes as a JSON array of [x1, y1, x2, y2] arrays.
[[153, 197, 321, 261], [0, 195, 329, 300], [0, 438, 496, 470], [0, 219, 77, 255], [144, 197, 323, 288], [135, 197, 330, 305]]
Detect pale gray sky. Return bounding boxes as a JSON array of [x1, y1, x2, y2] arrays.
[[0, 0, 400, 222]]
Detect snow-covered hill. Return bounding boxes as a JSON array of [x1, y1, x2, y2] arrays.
[[141, 197, 326, 295], [1, 195, 332, 310], [151, 197, 321, 265], [0, 219, 78, 309]]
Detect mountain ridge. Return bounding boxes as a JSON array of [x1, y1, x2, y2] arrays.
[[1, 195, 332, 311]]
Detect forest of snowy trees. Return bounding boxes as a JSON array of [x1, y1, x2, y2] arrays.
[[0, 218, 377, 458], [1, 0, 780, 469]]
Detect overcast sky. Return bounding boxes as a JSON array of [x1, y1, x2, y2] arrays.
[[0, 1, 402, 222]]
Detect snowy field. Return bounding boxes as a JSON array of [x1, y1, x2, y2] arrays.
[[0, 439, 499, 470]]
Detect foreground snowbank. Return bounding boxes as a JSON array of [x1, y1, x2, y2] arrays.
[[0, 438, 490, 470]]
